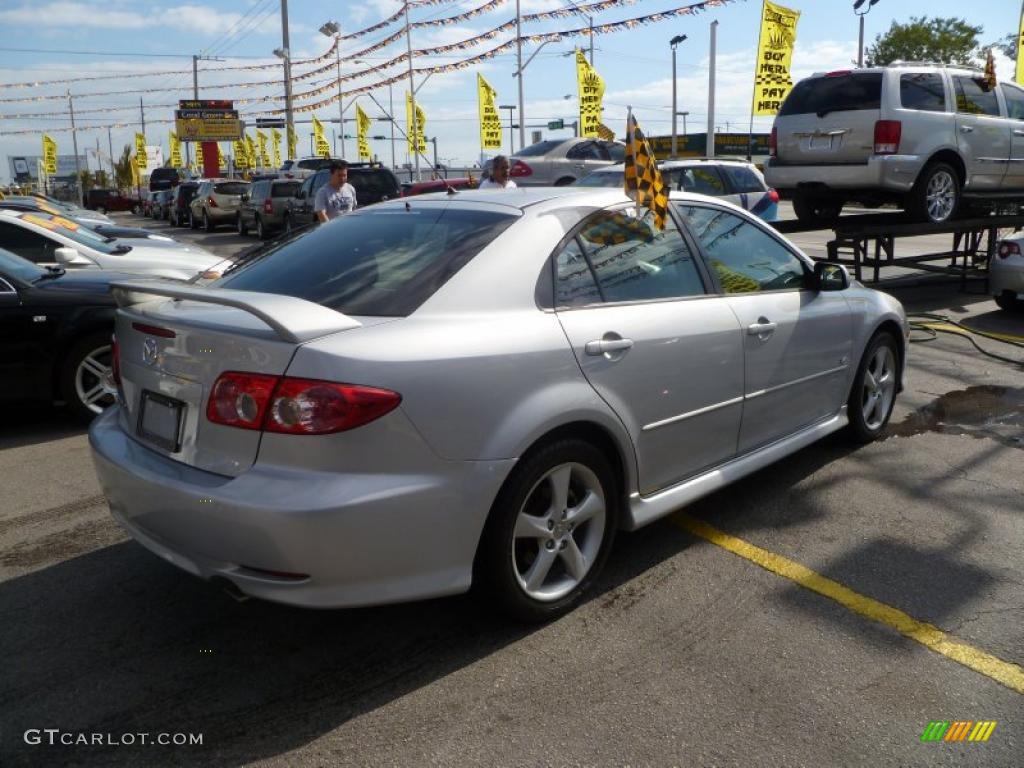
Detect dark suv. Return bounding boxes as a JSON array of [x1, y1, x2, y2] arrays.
[[85, 188, 139, 214], [283, 163, 400, 230], [148, 167, 180, 192], [168, 182, 199, 227]]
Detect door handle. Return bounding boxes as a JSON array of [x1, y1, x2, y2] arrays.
[[747, 320, 777, 338], [585, 338, 634, 356], [959, 125, 974, 134]]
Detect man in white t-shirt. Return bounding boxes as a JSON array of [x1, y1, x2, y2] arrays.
[[478, 155, 517, 189], [314, 160, 357, 222]]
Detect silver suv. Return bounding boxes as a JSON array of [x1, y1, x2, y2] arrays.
[[765, 63, 1024, 224]]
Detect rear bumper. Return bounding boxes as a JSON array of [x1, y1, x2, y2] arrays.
[[765, 154, 924, 194], [89, 407, 515, 609], [990, 260, 1024, 298]]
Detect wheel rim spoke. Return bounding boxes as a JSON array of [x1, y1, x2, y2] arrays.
[[82, 383, 107, 405], [566, 491, 603, 526], [862, 395, 878, 421], [524, 546, 557, 592], [514, 514, 550, 540], [546, 465, 572, 517], [81, 355, 108, 379], [560, 538, 588, 581]]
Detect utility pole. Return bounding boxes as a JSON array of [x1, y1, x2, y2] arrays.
[[405, 1, 420, 180], [707, 20, 718, 158], [670, 35, 686, 157], [336, 41, 345, 159], [389, 83, 396, 170], [515, 0, 525, 150], [280, 0, 295, 156], [68, 91, 83, 205], [107, 126, 114, 183], [139, 97, 145, 135]]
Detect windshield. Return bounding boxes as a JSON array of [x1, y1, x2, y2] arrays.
[[0, 246, 45, 282], [16, 212, 119, 254], [217, 204, 518, 316]]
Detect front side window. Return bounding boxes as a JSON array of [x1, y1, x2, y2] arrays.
[[954, 76, 1000, 116], [1001, 84, 1024, 120], [675, 205, 807, 293], [0, 222, 58, 263], [563, 208, 705, 304], [900, 73, 946, 112]]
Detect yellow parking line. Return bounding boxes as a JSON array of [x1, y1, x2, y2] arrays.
[[672, 513, 1024, 695], [923, 321, 1024, 344]]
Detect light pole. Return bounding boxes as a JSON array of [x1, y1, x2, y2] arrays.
[[678, 111, 689, 140], [670, 34, 687, 157], [499, 104, 517, 153], [273, 46, 294, 158], [513, 39, 554, 154], [853, 0, 881, 68], [319, 21, 346, 159]]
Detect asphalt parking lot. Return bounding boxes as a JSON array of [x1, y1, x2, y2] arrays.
[[1, 208, 1022, 766]]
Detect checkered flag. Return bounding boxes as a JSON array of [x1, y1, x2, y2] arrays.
[[623, 111, 668, 230]]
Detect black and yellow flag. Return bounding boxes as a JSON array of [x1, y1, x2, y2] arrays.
[[752, 1, 800, 116], [1017, 1, 1024, 84], [983, 48, 997, 91], [623, 111, 668, 231]]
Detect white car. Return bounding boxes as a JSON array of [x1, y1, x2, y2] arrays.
[[992, 237, 1024, 311], [0, 209, 228, 281], [577, 158, 779, 221]]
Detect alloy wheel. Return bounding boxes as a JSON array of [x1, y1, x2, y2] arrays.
[[861, 345, 896, 431], [75, 344, 115, 415], [511, 462, 606, 602], [925, 169, 956, 222]]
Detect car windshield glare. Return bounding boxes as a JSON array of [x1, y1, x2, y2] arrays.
[[217, 205, 519, 316]]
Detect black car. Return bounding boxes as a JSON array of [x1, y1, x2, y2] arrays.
[[283, 163, 400, 231], [169, 182, 200, 227], [0, 247, 120, 419], [148, 167, 180, 192]]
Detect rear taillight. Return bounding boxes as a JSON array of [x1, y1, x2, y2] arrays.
[[263, 197, 274, 214], [111, 335, 121, 389], [509, 159, 532, 177], [768, 188, 780, 203], [998, 241, 1021, 259], [873, 120, 901, 155], [207, 372, 278, 430], [206, 373, 401, 434], [131, 322, 175, 338], [207, 196, 217, 207], [769, 126, 777, 158]]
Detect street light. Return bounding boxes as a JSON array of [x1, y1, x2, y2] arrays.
[[677, 110, 690, 139], [670, 34, 687, 157], [853, 0, 881, 68], [499, 104, 517, 153], [319, 21, 346, 159], [273, 46, 294, 158]]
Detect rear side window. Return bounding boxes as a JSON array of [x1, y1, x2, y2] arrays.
[[515, 140, 564, 157], [954, 76, 1000, 116], [567, 142, 603, 160], [1000, 84, 1024, 120], [217, 206, 518, 316], [719, 165, 766, 194], [779, 73, 882, 116], [214, 182, 249, 195], [900, 73, 946, 112], [271, 181, 300, 197]]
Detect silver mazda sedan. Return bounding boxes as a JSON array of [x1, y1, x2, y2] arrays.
[[90, 188, 908, 621]]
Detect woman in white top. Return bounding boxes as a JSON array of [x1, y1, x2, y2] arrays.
[[478, 155, 517, 189]]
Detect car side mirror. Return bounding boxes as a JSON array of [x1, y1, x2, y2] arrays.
[[814, 261, 850, 291], [54, 246, 85, 265]]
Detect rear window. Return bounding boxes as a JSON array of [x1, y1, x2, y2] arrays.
[[297, 159, 327, 170], [719, 164, 766, 193], [779, 73, 882, 116], [349, 171, 399, 199], [214, 182, 249, 195], [576, 171, 623, 187], [271, 181, 300, 197], [217, 205, 519, 316], [666, 167, 726, 195], [900, 73, 946, 112], [514, 140, 564, 157]]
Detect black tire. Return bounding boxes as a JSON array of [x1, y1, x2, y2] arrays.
[[793, 191, 843, 225], [554, 177, 575, 187], [907, 161, 960, 224], [237, 214, 248, 236], [846, 331, 900, 444], [995, 293, 1021, 312], [60, 332, 115, 423], [475, 438, 620, 623], [96, 205, 106, 215], [203, 210, 214, 232], [256, 215, 268, 240]]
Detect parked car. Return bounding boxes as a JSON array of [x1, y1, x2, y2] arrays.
[[509, 138, 626, 187], [765, 63, 1024, 224], [149, 167, 180, 192], [992, 236, 1024, 311], [141, 192, 159, 218], [152, 190, 174, 220], [169, 182, 200, 227], [0, 209, 227, 281], [85, 188, 140, 214], [279, 156, 337, 180], [0, 247, 122, 419], [1, 197, 114, 228], [89, 187, 907, 621], [283, 164, 401, 230], [237, 178, 301, 239], [577, 158, 780, 221], [401, 178, 476, 197], [189, 179, 250, 231]]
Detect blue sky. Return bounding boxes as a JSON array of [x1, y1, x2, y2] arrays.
[[0, 0, 1019, 183]]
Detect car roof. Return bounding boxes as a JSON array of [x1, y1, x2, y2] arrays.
[[588, 157, 757, 174]]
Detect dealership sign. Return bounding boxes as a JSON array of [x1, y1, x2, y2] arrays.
[[174, 99, 242, 142]]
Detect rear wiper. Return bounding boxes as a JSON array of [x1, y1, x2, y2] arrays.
[[36, 265, 66, 280]]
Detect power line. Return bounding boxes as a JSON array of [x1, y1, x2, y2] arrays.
[[0, 46, 267, 59]]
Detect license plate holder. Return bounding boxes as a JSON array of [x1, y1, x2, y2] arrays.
[[138, 391, 184, 452]]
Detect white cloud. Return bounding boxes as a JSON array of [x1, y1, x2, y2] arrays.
[[0, 2, 279, 35]]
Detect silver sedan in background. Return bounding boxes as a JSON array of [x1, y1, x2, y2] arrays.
[[90, 188, 907, 621], [508, 137, 625, 186]]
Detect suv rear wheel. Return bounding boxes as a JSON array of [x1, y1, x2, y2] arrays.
[[908, 161, 960, 224], [793, 191, 843, 225]]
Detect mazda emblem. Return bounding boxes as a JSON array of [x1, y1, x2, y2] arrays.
[[142, 337, 158, 366]]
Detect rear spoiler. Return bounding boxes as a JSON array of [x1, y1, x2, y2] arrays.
[[111, 280, 361, 344]]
